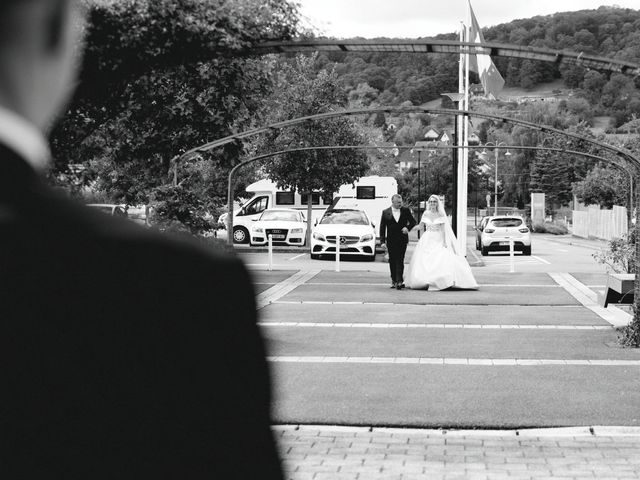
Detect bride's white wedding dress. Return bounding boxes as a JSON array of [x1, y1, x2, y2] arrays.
[[404, 213, 478, 290]]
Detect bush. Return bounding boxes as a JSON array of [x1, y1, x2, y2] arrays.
[[532, 221, 569, 235], [592, 231, 636, 274]]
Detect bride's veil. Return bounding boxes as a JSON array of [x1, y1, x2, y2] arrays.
[[427, 194, 460, 255]]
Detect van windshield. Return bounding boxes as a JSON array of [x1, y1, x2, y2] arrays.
[[320, 210, 369, 225], [260, 210, 300, 222]]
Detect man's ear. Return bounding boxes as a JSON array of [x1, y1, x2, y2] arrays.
[[45, 0, 67, 51]]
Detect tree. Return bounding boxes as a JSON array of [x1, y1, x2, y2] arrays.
[[49, 0, 300, 230], [572, 164, 630, 209], [258, 55, 369, 243]]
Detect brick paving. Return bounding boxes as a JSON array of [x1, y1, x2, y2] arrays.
[[274, 425, 640, 479]]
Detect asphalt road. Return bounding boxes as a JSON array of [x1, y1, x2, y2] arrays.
[[239, 228, 640, 428]]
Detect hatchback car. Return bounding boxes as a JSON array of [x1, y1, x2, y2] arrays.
[[310, 208, 376, 261], [475, 215, 491, 250], [250, 208, 307, 246], [480, 215, 531, 256]]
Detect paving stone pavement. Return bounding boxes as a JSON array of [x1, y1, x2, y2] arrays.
[[273, 425, 640, 480]]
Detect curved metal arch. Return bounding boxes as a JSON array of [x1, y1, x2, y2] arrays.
[[244, 39, 640, 76], [184, 106, 640, 169], [225, 144, 634, 244]]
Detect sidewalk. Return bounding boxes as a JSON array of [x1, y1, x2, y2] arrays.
[[539, 233, 609, 251], [275, 425, 640, 480]]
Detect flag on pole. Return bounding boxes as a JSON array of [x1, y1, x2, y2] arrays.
[[468, 1, 504, 98]]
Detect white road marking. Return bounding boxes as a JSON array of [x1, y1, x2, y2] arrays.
[[287, 253, 306, 261], [267, 356, 640, 366], [531, 255, 551, 264], [271, 301, 584, 308], [260, 322, 612, 330], [255, 270, 320, 309], [549, 273, 631, 327]]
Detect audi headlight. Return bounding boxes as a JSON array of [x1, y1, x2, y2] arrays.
[[313, 232, 326, 241], [252, 227, 264, 233], [290, 228, 303, 234], [360, 234, 374, 242]]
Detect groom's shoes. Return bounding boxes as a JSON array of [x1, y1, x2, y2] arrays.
[[396, 282, 404, 290], [390, 282, 397, 289]]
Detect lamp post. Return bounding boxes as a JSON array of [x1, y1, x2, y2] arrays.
[[479, 142, 511, 216]]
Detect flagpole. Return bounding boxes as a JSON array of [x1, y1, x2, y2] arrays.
[[456, 22, 469, 255]]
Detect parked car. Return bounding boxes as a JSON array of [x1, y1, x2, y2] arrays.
[[250, 208, 307, 246], [480, 215, 531, 256], [86, 204, 128, 217], [475, 215, 492, 250], [310, 208, 376, 261]]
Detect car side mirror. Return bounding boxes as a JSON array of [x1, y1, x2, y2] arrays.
[[371, 223, 376, 229], [314, 219, 318, 226]]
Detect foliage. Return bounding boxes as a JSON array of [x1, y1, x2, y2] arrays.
[[572, 164, 630, 209], [592, 230, 636, 274], [532, 221, 569, 235], [49, 0, 300, 228], [149, 184, 213, 234], [256, 54, 369, 240]]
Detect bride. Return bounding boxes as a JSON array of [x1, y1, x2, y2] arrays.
[[404, 195, 478, 291]]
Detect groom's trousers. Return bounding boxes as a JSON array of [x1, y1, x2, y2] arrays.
[[387, 241, 408, 284]]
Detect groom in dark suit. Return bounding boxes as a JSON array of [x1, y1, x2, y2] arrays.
[[0, 1, 282, 478], [380, 194, 417, 290]]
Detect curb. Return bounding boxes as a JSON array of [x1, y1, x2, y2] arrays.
[[273, 424, 640, 437]]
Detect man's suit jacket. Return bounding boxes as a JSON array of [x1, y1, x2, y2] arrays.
[[0, 144, 282, 479], [379, 206, 416, 246]]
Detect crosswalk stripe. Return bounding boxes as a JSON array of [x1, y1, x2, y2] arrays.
[[267, 356, 640, 366], [259, 322, 612, 330]]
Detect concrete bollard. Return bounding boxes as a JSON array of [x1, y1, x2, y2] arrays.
[[268, 234, 273, 271], [335, 236, 341, 272]]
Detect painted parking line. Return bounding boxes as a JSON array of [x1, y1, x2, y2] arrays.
[[287, 253, 306, 261], [549, 272, 631, 327], [267, 356, 640, 366], [260, 322, 612, 330]]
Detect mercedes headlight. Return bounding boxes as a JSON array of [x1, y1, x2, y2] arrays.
[[313, 232, 325, 241], [360, 234, 374, 242]]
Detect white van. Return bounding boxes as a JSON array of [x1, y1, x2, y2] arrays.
[[223, 176, 398, 244], [224, 179, 333, 244]]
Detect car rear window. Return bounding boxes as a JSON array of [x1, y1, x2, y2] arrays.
[[490, 218, 523, 228], [320, 210, 369, 225]]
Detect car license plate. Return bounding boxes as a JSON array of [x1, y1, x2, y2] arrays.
[[499, 241, 510, 246], [271, 234, 285, 240]]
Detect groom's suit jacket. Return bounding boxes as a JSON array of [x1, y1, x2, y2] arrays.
[[379, 206, 416, 246], [0, 143, 283, 478]]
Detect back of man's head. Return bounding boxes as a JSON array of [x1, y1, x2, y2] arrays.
[[0, 0, 83, 130]]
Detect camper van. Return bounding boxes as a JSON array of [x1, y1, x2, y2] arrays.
[[222, 176, 397, 244], [330, 176, 398, 243]]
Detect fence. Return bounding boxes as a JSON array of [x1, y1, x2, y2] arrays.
[[572, 205, 628, 240]]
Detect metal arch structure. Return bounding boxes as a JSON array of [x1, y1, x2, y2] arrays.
[[182, 106, 640, 168], [243, 39, 640, 77], [225, 144, 634, 245]]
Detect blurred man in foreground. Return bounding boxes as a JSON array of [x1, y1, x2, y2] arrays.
[[0, 1, 282, 477]]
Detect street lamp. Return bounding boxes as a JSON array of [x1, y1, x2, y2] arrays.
[[479, 142, 511, 216]]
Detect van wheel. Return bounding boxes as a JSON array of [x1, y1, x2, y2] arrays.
[[481, 246, 489, 256], [233, 227, 249, 244]]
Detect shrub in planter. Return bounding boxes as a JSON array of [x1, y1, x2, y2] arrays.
[[593, 228, 639, 347]]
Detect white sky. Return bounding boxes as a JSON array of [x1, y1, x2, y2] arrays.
[[296, 0, 640, 38]]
